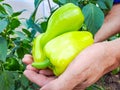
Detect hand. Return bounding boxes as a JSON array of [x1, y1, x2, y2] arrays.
[[37, 41, 120, 90], [22, 54, 57, 87]]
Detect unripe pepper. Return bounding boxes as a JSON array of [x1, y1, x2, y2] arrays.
[[32, 31, 94, 76], [32, 3, 85, 67], [40, 3, 84, 47], [31, 3, 93, 76]]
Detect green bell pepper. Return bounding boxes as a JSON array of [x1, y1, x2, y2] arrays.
[[32, 3, 93, 76], [40, 3, 84, 47], [32, 31, 94, 76]]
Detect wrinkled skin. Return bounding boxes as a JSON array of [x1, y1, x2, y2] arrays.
[[22, 3, 120, 90]]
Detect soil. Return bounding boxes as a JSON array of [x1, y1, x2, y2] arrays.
[[97, 72, 120, 90]]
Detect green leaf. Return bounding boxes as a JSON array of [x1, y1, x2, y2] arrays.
[[0, 0, 4, 2], [40, 21, 48, 32], [97, 0, 114, 10], [9, 18, 21, 30], [14, 31, 26, 40], [82, 3, 104, 35], [0, 37, 7, 62], [2, 3, 13, 15], [16, 47, 29, 59], [104, 0, 114, 10], [0, 18, 8, 33], [97, 0, 108, 10], [11, 9, 26, 17], [26, 19, 43, 33], [0, 71, 15, 90], [22, 28, 31, 37], [54, 0, 79, 5], [19, 74, 29, 88], [34, 0, 43, 8]]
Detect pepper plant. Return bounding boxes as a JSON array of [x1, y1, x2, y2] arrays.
[[0, 0, 117, 90]]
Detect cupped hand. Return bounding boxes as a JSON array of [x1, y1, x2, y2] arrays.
[[22, 54, 56, 87]]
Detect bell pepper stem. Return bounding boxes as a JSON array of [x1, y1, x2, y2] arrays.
[[32, 58, 50, 69]]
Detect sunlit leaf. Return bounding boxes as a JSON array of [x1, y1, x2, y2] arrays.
[[0, 37, 7, 62], [0, 18, 8, 33], [82, 3, 104, 35]]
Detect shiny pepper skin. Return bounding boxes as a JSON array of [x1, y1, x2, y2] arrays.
[[44, 31, 94, 76], [32, 3, 94, 76]]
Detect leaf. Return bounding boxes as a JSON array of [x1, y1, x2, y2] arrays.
[[34, 0, 43, 8], [82, 3, 104, 35], [22, 28, 31, 37], [104, 0, 114, 10], [26, 19, 43, 33], [16, 46, 29, 59], [0, 0, 4, 2], [9, 18, 21, 30], [97, 0, 114, 10], [2, 3, 13, 15], [0, 18, 8, 33], [55, 0, 79, 5], [97, 0, 108, 10], [40, 21, 48, 32], [14, 31, 26, 40], [0, 71, 15, 90], [19, 74, 29, 88], [11, 9, 26, 17], [0, 37, 7, 62]]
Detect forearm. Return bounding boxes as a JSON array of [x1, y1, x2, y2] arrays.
[[95, 3, 120, 42]]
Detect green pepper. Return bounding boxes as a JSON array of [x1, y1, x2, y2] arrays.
[[32, 31, 94, 76], [40, 3, 84, 47], [32, 3, 85, 68]]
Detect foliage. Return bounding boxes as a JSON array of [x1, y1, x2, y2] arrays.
[[0, 0, 116, 90]]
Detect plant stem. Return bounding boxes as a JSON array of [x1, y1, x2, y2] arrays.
[[48, 0, 52, 13]]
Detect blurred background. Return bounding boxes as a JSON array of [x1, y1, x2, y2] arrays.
[[4, 0, 57, 19]]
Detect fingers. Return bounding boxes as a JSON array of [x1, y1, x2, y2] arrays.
[[22, 54, 33, 65], [39, 69, 54, 76], [24, 70, 56, 87], [26, 64, 39, 72]]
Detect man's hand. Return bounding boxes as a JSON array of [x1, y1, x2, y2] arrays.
[[22, 54, 56, 87]]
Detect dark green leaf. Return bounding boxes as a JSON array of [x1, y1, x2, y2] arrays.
[[82, 3, 104, 35], [19, 74, 29, 88], [40, 21, 48, 32], [17, 47, 29, 59], [2, 3, 13, 15], [22, 28, 31, 37], [55, 0, 79, 5], [97, 0, 114, 10], [0, 4, 7, 14], [104, 0, 114, 10], [11, 9, 26, 17], [34, 0, 43, 8], [0, 37, 7, 62], [0, 0, 3, 2], [0, 71, 15, 90], [26, 19, 43, 33], [97, 0, 108, 10], [0, 18, 8, 33], [9, 18, 21, 30]]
